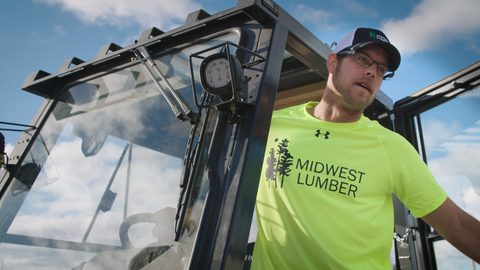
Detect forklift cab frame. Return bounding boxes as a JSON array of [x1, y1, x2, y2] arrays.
[[1, 0, 479, 269]]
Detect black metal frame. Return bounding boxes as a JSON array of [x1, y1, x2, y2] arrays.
[[393, 61, 480, 270]]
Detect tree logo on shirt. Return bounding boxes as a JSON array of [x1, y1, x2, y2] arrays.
[[315, 129, 330, 139], [265, 138, 294, 188]]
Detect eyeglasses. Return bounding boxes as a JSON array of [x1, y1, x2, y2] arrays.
[[337, 51, 394, 80]]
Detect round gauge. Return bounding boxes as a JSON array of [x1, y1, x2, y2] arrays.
[[204, 57, 231, 89]]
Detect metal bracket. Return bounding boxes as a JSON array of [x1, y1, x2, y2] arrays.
[[188, 42, 265, 124], [133, 46, 197, 123]]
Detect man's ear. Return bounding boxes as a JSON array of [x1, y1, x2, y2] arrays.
[[326, 53, 338, 74]]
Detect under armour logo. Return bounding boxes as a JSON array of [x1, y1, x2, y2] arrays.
[[315, 130, 330, 139]]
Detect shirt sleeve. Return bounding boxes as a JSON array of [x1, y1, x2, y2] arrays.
[[387, 133, 448, 218]]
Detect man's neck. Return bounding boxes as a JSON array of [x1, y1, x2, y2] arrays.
[[307, 99, 363, 123]]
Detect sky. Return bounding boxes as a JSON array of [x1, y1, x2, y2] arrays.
[[1, 0, 480, 149]]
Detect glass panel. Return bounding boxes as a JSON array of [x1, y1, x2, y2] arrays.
[[0, 31, 239, 270], [434, 241, 480, 269], [420, 86, 480, 268]]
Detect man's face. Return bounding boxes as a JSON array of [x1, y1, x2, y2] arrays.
[[329, 44, 389, 111]]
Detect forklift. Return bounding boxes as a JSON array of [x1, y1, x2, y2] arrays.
[[1, 0, 479, 269]]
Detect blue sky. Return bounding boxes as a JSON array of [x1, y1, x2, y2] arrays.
[[2, 0, 480, 148]]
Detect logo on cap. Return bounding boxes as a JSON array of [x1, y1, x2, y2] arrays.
[[370, 30, 388, 43]]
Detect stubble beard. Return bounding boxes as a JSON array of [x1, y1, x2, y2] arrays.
[[331, 63, 376, 112]]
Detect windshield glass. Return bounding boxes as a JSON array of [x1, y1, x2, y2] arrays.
[[0, 31, 239, 270], [419, 86, 480, 269]]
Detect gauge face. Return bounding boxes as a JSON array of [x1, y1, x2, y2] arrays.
[[204, 58, 231, 89]]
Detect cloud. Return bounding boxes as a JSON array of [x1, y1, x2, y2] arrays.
[[2, 121, 188, 268], [34, 0, 203, 30], [434, 240, 480, 269], [293, 5, 336, 32], [424, 118, 480, 217], [422, 118, 463, 155], [292, 0, 377, 34], [8, 134, 182, 243], [381, 0, 480, 56], [54, 25, 68, 36], [28, 31, 56, 45], [333, 0, 378, 18], [6, 143, 14, 156]]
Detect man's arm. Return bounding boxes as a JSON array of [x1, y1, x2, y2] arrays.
[[422, 197, 480, 264]]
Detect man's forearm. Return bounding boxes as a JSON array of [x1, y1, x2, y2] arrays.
[[422, 197, 480, 264]]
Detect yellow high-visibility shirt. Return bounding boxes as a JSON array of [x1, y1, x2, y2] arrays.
[[252, 102, 447, 270]]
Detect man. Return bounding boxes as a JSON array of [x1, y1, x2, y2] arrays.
[[252, 28, 480, 269]]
